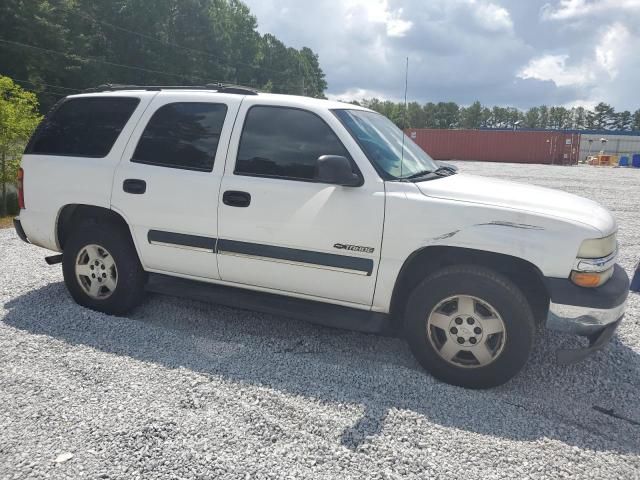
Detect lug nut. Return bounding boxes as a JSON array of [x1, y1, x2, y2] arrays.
[[474, 327, 482, 334], [101, 265, 105, 270], [102, 273, 107, 278], [455, 317, 463, 325], [95, 260, 99, 266], [90, 265, 94, 270], [450, 327, 458, 334], [469, 338, 477, 345], [91, 274, 95, 278], [457, 337, 465, 344], [97, 278, 102, 282], [467, 317, 475, 325]]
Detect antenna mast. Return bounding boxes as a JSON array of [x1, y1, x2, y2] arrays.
[[400, 57, 409, 178]]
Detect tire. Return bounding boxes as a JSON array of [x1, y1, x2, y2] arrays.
[[404, 265, 535, 389], [62, 219, 146, 315]]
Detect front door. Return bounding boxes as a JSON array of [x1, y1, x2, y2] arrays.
[[217, 99, 385, 306], [111, 93, 241, 279]]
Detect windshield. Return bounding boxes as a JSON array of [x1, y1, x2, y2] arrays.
[[334, 109, 438, 179]]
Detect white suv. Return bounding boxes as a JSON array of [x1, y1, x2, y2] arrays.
[[14, 85, 630, 388]]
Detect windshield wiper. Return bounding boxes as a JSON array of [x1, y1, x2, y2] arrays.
[[403, 169, 434, 180], [401, 166, 456, 182], [433, 166, 457, 176]]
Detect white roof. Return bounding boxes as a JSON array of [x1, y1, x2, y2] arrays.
[[68, 88, 372, 112]]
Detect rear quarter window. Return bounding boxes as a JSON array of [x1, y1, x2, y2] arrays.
[[25, 97, 140, 158]]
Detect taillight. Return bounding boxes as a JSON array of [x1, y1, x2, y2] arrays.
[[17, 168, 25, 209]]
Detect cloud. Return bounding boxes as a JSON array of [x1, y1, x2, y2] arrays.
[[473, 1, 514, 31], [541, 0, 640, 21], [518, 54, 591, 87], [243, 0, 640, 110], [518, 22, 629, 87], [517, 21, 637, 107]]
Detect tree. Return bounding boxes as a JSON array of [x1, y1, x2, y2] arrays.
[[571, 106, 587, 129], [460, 101, 482, 129], [0, 76, 42, 216], [538, 106, 549, 129], [1, 0, 328, 111], [406, 102, 426, 128], [549, 106, 571, 129], [614, 111, 632, 131], [591, 102, 615, 129], [423, 103, 438, 128], [435, 102, 459, 128], [634, 109, 640, 131], [299, 47, 327, 98], [524, 107, 540, 128]]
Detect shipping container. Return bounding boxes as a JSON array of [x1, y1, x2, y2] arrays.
[[406, 129, 580, 165]]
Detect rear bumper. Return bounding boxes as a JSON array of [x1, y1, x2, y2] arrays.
[[546, 264, 629, 364], [13, 217, 29, 243]]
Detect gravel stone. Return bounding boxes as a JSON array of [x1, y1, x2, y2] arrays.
[[1, 162, 639, 479]]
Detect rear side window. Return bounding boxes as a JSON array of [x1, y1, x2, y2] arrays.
[[132, 102, 228, 172], [235, 106, 352, 181], [26, 97, 140, 158]]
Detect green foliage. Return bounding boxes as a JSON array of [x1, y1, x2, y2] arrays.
[[5, 191, 19, 216], [634, 109, 640, 131], [358, 96, 640, 132], [0, 75, 42, 216], [0, 0, 327, 111]]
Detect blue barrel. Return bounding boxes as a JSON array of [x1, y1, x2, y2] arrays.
[[633, 154, 640, 168], [619, 156, 629, 166]]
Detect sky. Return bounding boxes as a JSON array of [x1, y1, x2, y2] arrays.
[[243, 0, 640, 111]]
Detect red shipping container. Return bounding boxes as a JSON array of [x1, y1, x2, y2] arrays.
[[405, 129, 581, 165]]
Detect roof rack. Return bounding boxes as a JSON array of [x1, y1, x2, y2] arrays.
[[82, 83, 259, 95]]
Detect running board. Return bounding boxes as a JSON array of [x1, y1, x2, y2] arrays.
[[145, 273, 392, 334]]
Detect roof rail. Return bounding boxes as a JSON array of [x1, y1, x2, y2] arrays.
[[82, 83, 259, 95]]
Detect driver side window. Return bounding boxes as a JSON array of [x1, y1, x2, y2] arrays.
[[235, 106, 353, 182]]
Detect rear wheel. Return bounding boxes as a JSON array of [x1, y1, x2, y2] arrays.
[[62, 220, 146, 315], [405, 265, 535, 389]]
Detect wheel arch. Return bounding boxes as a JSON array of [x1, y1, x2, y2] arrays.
[[56, 204, 133, 251], [389, 246, 550, 331]]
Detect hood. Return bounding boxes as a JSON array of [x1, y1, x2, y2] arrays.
[[415, 173, 616, 236]]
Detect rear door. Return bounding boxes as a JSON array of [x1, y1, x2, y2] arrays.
[[111, 92, 242, 279], [216, 98, 385, 306]]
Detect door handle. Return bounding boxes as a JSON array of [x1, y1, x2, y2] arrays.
[[223, 190, 251, 207], [123, 179, 146, 194]]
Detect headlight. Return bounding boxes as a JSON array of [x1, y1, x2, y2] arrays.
[[572, 233, 617, 287], [577, 233, 617, 259]]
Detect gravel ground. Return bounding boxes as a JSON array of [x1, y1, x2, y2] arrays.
[[1, 162, 639, 480]]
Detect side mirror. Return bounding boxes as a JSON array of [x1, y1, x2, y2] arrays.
[[316, 155, 362, 187]]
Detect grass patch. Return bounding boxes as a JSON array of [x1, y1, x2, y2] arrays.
[[0, 216, 15, 229]]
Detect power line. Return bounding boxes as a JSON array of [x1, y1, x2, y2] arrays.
[[61, 7, 286, 75], [0, 38, 300, 93], [7, 77, 82, 93], [1, 37, 318, 99], [0, 38, 204, 82]]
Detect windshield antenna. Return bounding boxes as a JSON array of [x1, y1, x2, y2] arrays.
[[400, 57, 409, 178]]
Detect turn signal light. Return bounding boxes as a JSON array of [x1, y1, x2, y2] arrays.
[[17, 168, 25, 209], [570, 268, 613, 288]]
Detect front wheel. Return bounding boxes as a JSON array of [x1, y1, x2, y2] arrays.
[[405, 265, 535, 389], [62, 220, 146, 315]]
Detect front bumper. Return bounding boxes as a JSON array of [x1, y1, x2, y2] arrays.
[[546, 264, 629, 364]]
